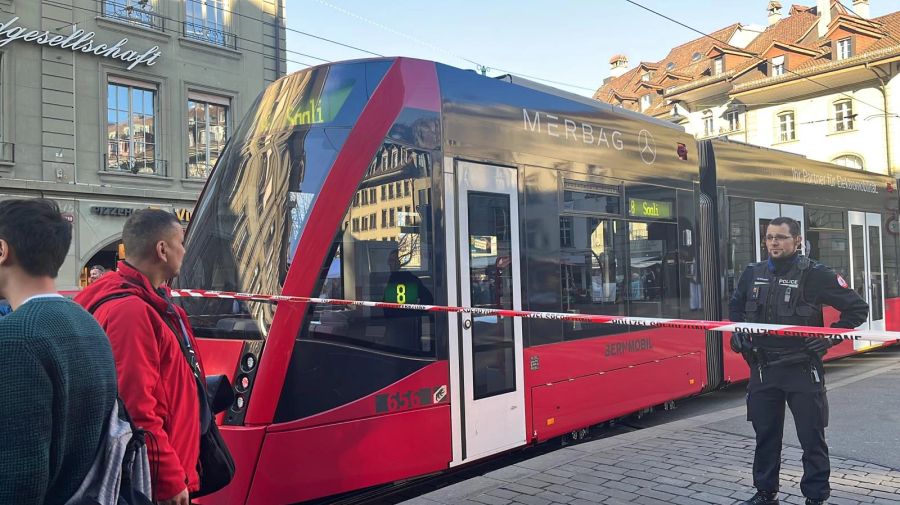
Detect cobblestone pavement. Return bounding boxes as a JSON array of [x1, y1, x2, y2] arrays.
[[403, 360, 900, 505]]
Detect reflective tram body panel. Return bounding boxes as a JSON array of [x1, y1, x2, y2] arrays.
[[700, 139, 900, 381], [178, 58, 899, 504]]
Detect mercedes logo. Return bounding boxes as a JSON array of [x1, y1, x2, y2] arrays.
[[638, 129, 656, 165]]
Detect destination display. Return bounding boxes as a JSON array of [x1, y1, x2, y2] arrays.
[[628, 198, 673, 219]]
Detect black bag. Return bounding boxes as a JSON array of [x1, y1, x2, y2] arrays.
[[163, 301, 236, 498], [195, 421, 236, 497]]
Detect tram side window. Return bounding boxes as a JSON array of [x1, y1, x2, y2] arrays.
[[626, 221, 680, 318], [805, 207, 849, 280], [624, 185, 680, 319], [726, 198, 754, 302], [560, 216, 628, 340], [299, 147, 436, 358]]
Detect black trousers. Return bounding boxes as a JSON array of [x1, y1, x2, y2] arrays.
[[748, 385, 830, 500]]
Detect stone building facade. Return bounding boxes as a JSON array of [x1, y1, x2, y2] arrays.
[[0, 0, 286, 288]]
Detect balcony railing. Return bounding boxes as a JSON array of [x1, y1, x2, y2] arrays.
[[183, 22, 236, 49], [101, 0, 165, 32], [0, 142, 13, 163], [103, 154, 168, 177]]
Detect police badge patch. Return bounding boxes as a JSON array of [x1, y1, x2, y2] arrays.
[[836, 274, 848, 288]]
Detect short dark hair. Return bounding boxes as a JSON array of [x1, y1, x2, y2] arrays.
[[0, 199, 72, 278], [122, 209, 181, 261], [769, 216, 801, 237]]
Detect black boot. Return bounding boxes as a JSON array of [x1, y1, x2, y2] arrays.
[[805, 499, 826, 505], [741, 490, 779, 505]]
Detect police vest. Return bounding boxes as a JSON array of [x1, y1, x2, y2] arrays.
[[744, 255, 823, 350]]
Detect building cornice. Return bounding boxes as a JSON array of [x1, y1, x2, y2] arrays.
[[732, 45, 900, 94], [665, 70, 734, 98]]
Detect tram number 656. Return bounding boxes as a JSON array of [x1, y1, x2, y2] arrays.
[[375, 385, 447, 414]]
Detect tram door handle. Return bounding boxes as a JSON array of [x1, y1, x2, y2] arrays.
[[463, 317, 472, 330]]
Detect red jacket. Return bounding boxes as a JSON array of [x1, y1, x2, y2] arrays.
[[75, 261, 204, 500]]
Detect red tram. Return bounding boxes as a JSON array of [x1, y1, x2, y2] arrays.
[[174, 57, 899, 504]]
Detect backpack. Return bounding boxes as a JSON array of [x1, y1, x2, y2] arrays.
[[64, 397, 153, 505]]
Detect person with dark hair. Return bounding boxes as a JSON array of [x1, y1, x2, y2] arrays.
[[88, 264, 107, 284], [0, 199, 118, 505], [75, 209, 203, 505], [729, 216, 868, 505]]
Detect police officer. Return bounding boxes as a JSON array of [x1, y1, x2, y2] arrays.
[[729, 217, 868, 505]]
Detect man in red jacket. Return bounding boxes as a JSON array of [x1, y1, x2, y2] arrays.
[[76, 209, 201, 505]]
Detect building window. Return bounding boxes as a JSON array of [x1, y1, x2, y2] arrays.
[[837, 37, 852, 60], [107, 80, 160, 175], [702, 110, 714, 137], [666, 62, 676, 71], [834, 100, 854, 132], [772, 55, 785, 76], [713, 57, 723, 75], [777, 111, 796, 142], [187, 95, 228, 178], [691, 52, 701, 62], [185, 0, 232, 47], [640, 94, 651, 111], [102, 0, 162, 30], [832, 154, 864, 170], [726, 109, 741, 131]]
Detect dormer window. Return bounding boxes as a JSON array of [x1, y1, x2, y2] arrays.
[[836, 37, 852, 60], [666, 62, 675, 71], [641, 94, 651, 111], [713, 57, 724, 75], [772, 55, 785, 76], [692, 52, 702, 62], [641, 71, 653, 82]]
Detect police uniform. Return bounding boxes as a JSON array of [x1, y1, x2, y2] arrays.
[[729, 253, 868, 503]]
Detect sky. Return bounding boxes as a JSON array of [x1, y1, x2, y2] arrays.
[[283, 0, 894, 97]]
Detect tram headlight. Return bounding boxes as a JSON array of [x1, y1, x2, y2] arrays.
[[241, 353, 256, 372], [236, 374, 250, 392]]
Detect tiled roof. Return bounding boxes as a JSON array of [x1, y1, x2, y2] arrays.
[[593, 23, 741, 116], [594, 1, 900, 113]]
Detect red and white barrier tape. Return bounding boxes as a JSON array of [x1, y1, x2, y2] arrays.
[[170, 288, 900, 344]]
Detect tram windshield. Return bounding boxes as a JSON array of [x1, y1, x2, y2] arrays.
[[175, 62, 387, 339]]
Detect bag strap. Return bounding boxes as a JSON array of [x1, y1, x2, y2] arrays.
[[90, 285, 212, 432]]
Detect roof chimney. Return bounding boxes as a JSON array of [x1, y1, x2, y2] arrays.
[[609, 54, 629, 79], [852, 0, 870, 19], [767, 1, 783, 26], [817, 0, 831, 37]]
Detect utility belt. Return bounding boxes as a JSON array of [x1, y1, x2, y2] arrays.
[[750, 346, 815, 368]]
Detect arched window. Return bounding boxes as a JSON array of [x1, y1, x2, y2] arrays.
[[832, 154, 864, 170]]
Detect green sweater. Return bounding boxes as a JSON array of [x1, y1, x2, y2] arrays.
[[0, 297, 117, 505]]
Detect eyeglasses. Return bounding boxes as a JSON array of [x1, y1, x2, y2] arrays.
[[765, 234, 794, 242]]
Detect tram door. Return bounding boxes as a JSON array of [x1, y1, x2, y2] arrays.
[[445, 160, 526, 464], [754, 202, 804, 261], [848, 212, 884, 341]]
